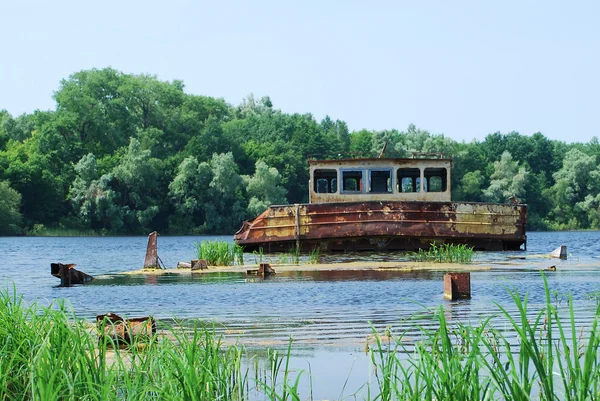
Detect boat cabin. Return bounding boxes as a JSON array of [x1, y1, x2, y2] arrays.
[[309, 157, 451, 203]]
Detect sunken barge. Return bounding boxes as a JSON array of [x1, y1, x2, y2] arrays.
[[234, 156, 527, 252]]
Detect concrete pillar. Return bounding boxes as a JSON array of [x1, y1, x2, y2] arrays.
[[550, 245, 567, 260]]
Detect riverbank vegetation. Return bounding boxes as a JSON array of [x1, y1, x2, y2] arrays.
[[2, 68, 600, 235], [1, 277, 599, 400]]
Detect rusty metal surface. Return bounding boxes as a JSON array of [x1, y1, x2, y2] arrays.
[[234, 201, 527, 252], [444, 272, 471, 300], [50, 263, 94, 286], [96, 313, 156, 347], [144, 231, 159, 268]]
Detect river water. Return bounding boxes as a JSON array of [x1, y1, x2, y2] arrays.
[[1, 231, 600, 399]]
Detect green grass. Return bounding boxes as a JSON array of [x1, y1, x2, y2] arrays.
[[275, 245, 301, 265], [2, 276, 599, 400], [268, 246, 320, 265], [195, 240, 244, 266], [367, 274, 600, 400], [0, 290, 250, 401], [308, 247, 321, 264], [410, 243, 474, 263]]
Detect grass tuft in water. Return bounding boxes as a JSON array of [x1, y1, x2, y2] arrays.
[[410, 243, 474, 263], [367, 274, 600, 400], [253, 247, 265, 264], [195, 240, 244, 266], [308, 247, 321, 264]]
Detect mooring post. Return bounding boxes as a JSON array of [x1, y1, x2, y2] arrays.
[[443, 272, 471, 300], [144, 231, 159, 268]]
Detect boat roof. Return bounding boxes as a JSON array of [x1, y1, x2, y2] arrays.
[[308, 156, 452, 165]]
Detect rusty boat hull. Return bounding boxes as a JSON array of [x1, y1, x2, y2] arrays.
[[234, 201, 527, 252]]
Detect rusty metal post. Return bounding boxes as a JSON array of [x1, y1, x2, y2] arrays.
[[258, 263, 275, 277], [444, 272, 471, 300], [144, 231, 159, 268], [294, 203, 300, 250]]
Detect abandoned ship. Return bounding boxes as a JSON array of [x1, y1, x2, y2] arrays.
[[234, 155, 527, 252]]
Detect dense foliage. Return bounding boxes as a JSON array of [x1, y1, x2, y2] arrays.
[[1, 67, 600, 234]]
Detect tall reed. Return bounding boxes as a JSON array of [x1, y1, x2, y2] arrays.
[[410, 243, 474, 263], [0, 291, 250, 401], [367, 274, 600, 400], [2, 276, 599, 400], [195, 240, 244, 266]]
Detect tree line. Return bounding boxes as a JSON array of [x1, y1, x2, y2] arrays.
[[1, 67, 599, 235]]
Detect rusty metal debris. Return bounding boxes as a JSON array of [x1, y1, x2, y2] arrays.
[[177, 259, 208, 270], [96, 313, 156, 347], [247, 263, 276, 277], [50, 263, 93, 286], [444, 272, 471, 300], [191, 259, 208, 270], [144, 231, 165, 269]]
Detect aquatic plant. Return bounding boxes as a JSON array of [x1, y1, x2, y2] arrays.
[[410, 243, 474, 263], [308, 247, 321, 264], [275, 245, 301, 265], [195, 240, 244, 266], [256, 340, 303, 401], [253, 247, 264, 264], [289, 244, 301, 264], [367, 274, 600, 400]]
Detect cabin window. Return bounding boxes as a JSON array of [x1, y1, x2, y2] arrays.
[[397, 168, 421, 193], [314, 169, 338, 193], [341, 169, 363, 193], [424, 168, 447, 192], [368, 169, 392, 193]]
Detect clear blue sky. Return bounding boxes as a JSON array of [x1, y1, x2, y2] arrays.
[[1, 0, 598, 142]]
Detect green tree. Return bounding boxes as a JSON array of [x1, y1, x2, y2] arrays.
[[0, 136, 66, 227], [459, 171, 486, 202], [350, 129, 374, 158], [483, 151, 528, 203], [204, 152, 247, 233], [0, 181, 22, 234], [69, 154, 123, 231], [244, 160, 287, 216], [547, 148, 600, 228], [168, 156, 213, 233], [111, 138, 160, 230]]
